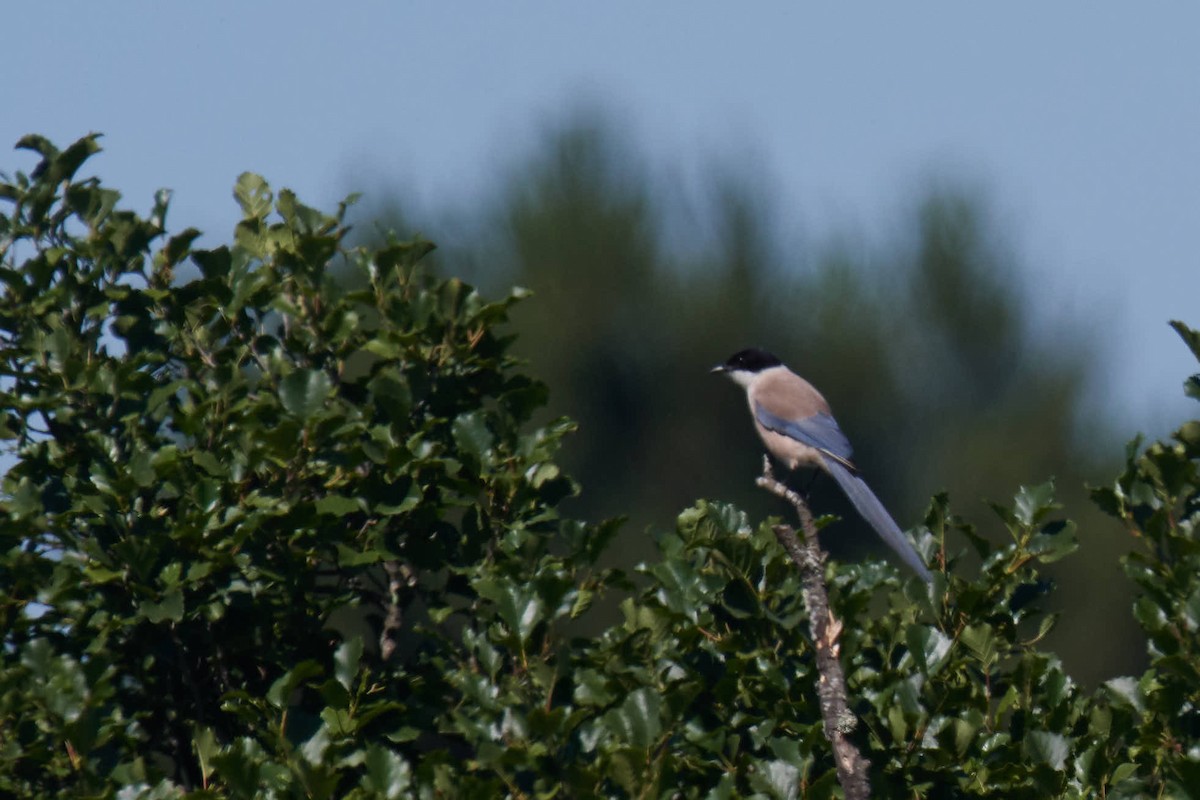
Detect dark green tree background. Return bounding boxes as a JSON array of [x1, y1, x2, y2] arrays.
[[352, 111, 1135, 683]]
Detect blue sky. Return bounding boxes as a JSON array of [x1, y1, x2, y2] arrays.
[[5, 3, 1197, 435]]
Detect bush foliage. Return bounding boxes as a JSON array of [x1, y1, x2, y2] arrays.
[[1, 135, 1198, 798]]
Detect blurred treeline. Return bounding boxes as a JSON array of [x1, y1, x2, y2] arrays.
[[350, 109, 1141, 683]]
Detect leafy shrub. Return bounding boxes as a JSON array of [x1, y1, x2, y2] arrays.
[[0, 135, 1197, 798]]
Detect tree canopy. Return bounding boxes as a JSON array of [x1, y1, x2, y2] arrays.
[[1, 135, 1198, 798]]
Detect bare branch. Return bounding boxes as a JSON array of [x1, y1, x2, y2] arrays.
[[379, 560, 414, 662], [756, 456, 871, 800]]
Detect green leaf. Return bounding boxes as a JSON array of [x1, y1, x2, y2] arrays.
[[474, 578, 545, 644], [139, 589, 184, 623], [1022, 730, 1070, 771], [573, 669, 614, 707], [361, 746, 412, 799], [129, 450, 156, 487], [234, 172, 273, 219], [192, 450, 224, 477], [211, 737, 272, 796], [266, 661, 324, 709], [960, 623, 997, 667], [1013, 481, 1058, 527], [192, 246, 231, 279], [1027, 521, 1079, 564], [375, 482, 422, 515], [299, 723, 332, 766], [280, 368, 333, 419], [1110, 762, 1138, 782], [749, 759, 801, 800], [1178, 419, 1200, 448], [1090, 483, 1125, 519], [54, 134, 104, 183], [452, 410, 494, 464], [84, 564, 124, 584], [1170, 320, 1200, 363], [1104, 676, 1145, 712], [906, 624, 952, 674], [163, 227, 202, 265], [1132, 595, 1167, 634], [951, 713, 982, 758], [315, 494, 364, 516], [151, 187, 171, 229], [334, 637, 363, 692], [16, 132, 57, 159], [603, 688, 662, 749], [1029, 612, 1058, 644], [194, 726, 218, 787], [335, 544, 385, 567]]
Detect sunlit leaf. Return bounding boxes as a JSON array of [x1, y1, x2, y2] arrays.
[[233, 172, 273, 219], [361, 746, 412, 799], [1023, 730, 1070, 771], [280, 368, 333, 419], [334, 637, 363, 692], [603, 688, 662, 750]]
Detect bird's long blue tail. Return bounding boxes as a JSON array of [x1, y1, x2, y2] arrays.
[[821, 456, 933, 582]]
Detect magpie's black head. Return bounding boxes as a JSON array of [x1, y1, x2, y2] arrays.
[[712, 348, 783, 374]]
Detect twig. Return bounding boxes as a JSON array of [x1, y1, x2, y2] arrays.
[[756, 456, 871, 800], [379, 560, 412, 662]]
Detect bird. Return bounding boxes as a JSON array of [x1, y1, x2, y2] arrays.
[[712, 347, 932, 582]]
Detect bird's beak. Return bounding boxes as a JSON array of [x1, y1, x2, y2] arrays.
[[710, 363, 727, 374]]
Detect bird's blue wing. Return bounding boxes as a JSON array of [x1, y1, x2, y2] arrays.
[[755, 404, 932, 581], [754, 406, 854, 463]]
